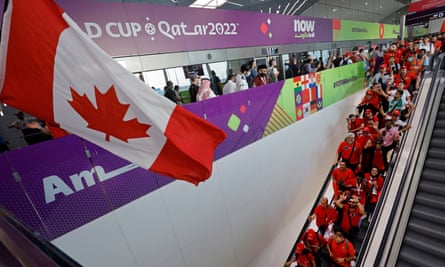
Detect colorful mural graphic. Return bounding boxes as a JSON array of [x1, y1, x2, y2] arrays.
[[293, 73, 323, 121]]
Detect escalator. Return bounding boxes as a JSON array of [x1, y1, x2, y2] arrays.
[[395, 76, 445, 266]]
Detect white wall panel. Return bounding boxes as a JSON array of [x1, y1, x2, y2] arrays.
[[158, 171, 229, 248], [52, 214, 136, 267], [111, 190, 184, 267]]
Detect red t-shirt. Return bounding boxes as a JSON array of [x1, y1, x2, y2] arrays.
[[394, 72, 416, 90], [351, 181, 368, 206], [332, 168, 356, 196], [365, 173, 385, 203], [359, 94, 380, 110], [372, 148, 386, 171], [328, 238, 356, 267], [337, 141, 363, 165], [356, 134, 374, 149], [296, 253, 315, 267], [340, 205, 361, 233], [348, 118, 363, 132], [313, 205, 338, 229]]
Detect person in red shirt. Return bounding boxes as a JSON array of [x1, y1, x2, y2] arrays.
[[301, 228, 328, 267], [252, 64, 269, 87], [308, 197, 338, 235], [331, 161, 356, 198], [327, 230, 356, 267], [351, 175, 368, 207], [285, 242, 316, 267], [356, 126, 375, 173], [347, 114, 362, 134], [383, 43, 400, 65], [336, 133, 363, 173], [394, 66, 416, 92], [362, 108, 379, 130], [357, 89, 380, 116], [371, 138, 386, 175], [432, 35, 442, 55], [365, 167, 385, 221], [335, 193, 365, 244]]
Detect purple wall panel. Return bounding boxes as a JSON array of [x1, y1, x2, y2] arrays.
[[0, 154, 50, 238], [83, 141, 163, 208], [5, 136, 112, 239], [246, 82, 284, 140], [201, 91, 254, 158]]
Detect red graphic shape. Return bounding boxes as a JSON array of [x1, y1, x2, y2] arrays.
[[68, 85, 151, 142], [240, 104, 247, 113], [379, 24, 384, 39], [260, 22, 268, 34]]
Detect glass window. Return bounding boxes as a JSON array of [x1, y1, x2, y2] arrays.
[[321, 50, 330, 66], [166, 67, 190, 91], [208, 61, 228, 82], [142, 70, 165, 96]]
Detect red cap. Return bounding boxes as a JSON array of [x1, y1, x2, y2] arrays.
[[365, 109, 372, 114], [392, 110, 401, 116], [295, 243, 305, 254], [345, 52, 351, 57], [366, 90, 373, 95], [401, 65, 407, 70], [380, 64, 387, 69], [363, 126, 370, 132]]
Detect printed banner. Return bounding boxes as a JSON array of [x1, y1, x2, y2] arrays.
[[55, 0, 332, 57], [333, 19, 399, 41], [320, 62, 365, 108]]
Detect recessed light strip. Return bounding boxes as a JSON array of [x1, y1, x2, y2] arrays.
[[286, 0, 300, 15]]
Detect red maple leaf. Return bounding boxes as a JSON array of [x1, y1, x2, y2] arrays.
[[68, 85, 151, 142]]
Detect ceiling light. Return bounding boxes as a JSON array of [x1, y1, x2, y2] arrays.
[[364, 2, 368, 6], [286, 0, 300, 15], [332, 8, 337, 12], [227, 1, 243, 7], [282, 2, 290, 14], [291, 0, 307, 15], [189, 0, 228, 8]]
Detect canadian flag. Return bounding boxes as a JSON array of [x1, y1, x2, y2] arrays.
[[0, 0, 227, 185]]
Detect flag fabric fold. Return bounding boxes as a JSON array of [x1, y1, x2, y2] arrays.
[[0, 0, 227, 185]]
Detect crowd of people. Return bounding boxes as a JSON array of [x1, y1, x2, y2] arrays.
[[284, 35, 444, 267], [160, 33, 445, 107]]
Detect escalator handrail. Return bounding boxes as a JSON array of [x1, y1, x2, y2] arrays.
[[0, 206, 82, 267]]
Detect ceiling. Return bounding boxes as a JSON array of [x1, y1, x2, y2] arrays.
[[107, 0, 411, 24]]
